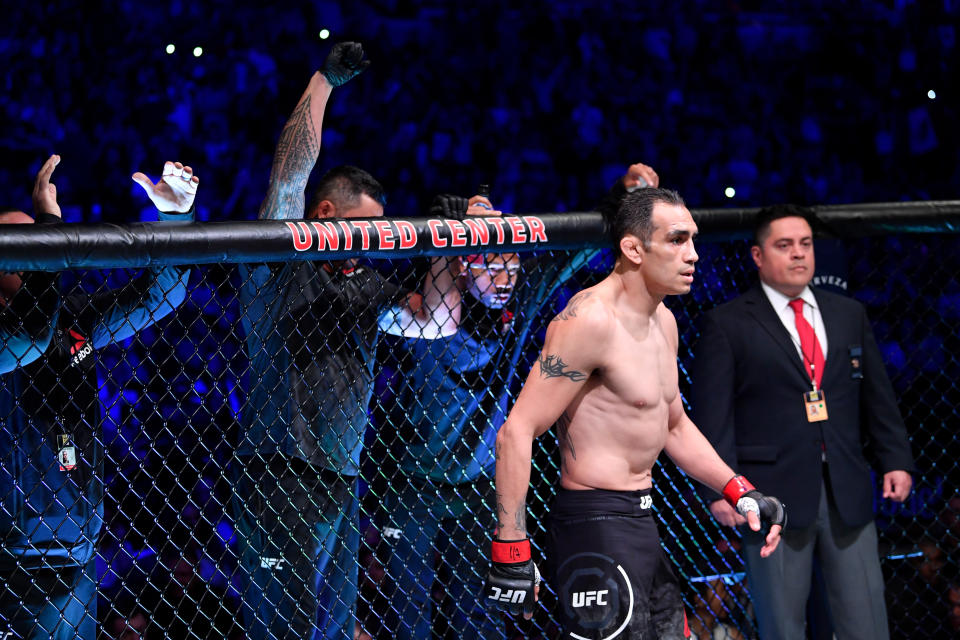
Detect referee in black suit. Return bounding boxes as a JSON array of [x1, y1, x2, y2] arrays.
[[691, 204, 915, 640]]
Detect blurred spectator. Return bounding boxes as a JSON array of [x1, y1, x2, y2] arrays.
[[141, 549, 244, 640]]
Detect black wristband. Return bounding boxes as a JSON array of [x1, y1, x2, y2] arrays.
[[34, 212, 62, 225]]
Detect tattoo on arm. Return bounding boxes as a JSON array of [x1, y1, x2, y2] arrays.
[[539, 354, 587, 382], [496, 491, 509, 519], [494, 494, 526, 535], [552, 291, 592, 322], [259, 96, 319, 220], [494, 449, 526, 535], [514, 504, 527, 535], [556, 410, 576, 473]]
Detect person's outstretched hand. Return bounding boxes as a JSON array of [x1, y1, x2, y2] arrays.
[[132, 161, 199, 213], [32, 154, 62, 218]]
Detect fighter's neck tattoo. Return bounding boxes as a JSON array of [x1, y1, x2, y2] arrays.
[[538, 354, 587, 382]]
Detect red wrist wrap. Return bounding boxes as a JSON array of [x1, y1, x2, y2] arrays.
[[491, 538, 531, 564], [722, 475, 756, 507]]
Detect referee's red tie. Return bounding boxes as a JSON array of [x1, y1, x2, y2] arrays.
[[789, 298, 824, 389]]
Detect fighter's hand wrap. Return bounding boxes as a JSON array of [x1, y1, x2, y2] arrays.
[[485, 538, 540, 616], [319, 42, 370, 87], [429, 193, 470, 220], [723, 475, 787, 529]]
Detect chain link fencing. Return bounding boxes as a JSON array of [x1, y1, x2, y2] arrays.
[[0, 206, 957, 639]]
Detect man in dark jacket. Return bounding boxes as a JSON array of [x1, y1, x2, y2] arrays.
[[0, 154, 197, 639], [691, 204, 915, 640], [230, 42, 404, 640]]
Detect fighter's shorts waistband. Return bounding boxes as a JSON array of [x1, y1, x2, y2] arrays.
[[552, 487, 654, 519]]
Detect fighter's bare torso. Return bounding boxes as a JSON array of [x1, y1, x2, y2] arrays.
[[547, 277, 681, 492]]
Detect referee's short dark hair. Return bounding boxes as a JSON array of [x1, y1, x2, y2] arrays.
[[753, 204, 816, 246]]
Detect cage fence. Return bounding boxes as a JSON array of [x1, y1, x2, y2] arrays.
[[0, 205, 957, 639]]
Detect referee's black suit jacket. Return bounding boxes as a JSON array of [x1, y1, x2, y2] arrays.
[[691, 284, 915, 530]]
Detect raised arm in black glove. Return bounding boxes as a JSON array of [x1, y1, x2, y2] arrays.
[[319, 41, 371, 88]]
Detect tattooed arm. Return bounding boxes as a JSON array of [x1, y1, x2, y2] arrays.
[[494, 288, 611, 539], [258, 72, 330, 220], [259, 42, 369, 220]]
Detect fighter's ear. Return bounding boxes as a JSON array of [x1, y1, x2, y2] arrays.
[[310, 200, 337, 219], [619, 234, 644, 266]]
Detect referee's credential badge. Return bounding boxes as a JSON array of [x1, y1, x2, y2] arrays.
[[57, 434, 77, 471], [804, 389, 829, 422]]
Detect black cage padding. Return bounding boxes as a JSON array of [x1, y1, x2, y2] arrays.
[[2, 200, 958, 270]]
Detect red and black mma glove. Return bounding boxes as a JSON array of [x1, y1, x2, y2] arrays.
[[723, 475, 787, 530], [485, 538, 541, 617]]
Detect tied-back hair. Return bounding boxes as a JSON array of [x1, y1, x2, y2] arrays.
[[606, 187, 686, 257], [308, 165, 386, 216], [753, 203, 817, 246]]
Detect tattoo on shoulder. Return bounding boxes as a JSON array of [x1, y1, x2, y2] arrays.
[[553, 291, 592, 322], [539, 354, 587, 382]]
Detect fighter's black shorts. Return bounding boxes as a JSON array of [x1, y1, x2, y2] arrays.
[[547, 488, 688, 640]]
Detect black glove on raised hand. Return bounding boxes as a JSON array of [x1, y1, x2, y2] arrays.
[[723, 475, 787, 529], [319, 42, 370, 87], [429, 193, 470, 220], [485, 538, 540, 617]]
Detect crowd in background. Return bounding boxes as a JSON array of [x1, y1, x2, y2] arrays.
[[2, 1, 959, 221]]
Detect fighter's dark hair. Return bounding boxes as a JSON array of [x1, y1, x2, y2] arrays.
[[606, 188, 686, 257], [308, 165, 386, 216]]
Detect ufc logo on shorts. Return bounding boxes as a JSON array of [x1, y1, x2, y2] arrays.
[[260, 557, 286, 570], [639, 495, 653, 509], [382, 526, 402, 540], [572, 589, 609, 608], [487, 586, 526, 604]]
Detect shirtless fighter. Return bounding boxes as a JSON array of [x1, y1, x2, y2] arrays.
[[486, 188, 785, 638]]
